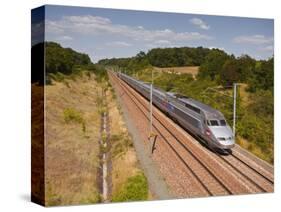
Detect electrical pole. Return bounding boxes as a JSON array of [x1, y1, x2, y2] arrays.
[[149, 68, 154, 153], [233, 83, 237, 141], [149, 69, 153, 137], [150, 83, 153, 136]]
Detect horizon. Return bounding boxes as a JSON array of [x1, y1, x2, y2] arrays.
[[43, 42, 273, 64]]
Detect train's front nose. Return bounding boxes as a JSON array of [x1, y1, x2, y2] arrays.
[[209, 126, 235, 149]]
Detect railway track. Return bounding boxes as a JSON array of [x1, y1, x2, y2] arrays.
[[111, 72, 212, 196], [109, 71, 274, 197], [231, 148, 274, 183]]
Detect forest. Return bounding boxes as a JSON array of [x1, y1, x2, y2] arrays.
[[31, 42, 107, 84], [45, 42, 92, 75], [98, 47, 211, 69]]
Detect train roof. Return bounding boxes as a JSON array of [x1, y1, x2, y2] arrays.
[[179, 97, 216, 113], [120, 72, 224, 119], [178, 97, 224, 119]]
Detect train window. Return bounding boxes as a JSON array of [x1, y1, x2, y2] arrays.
[[185, 103, 201, 114], [209, 120, 219, 126], [220, 120, 226, 126]]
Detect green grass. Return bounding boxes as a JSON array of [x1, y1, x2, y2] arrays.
[[63, 108, 84, 123], [111, 173, 148, 202], [63, 108, 86, 133], [48, 70, 98, 85], [48, 72, 66, 83]]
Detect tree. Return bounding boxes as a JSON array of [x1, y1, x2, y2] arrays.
[[235, 54, 256, 82], [136, 51, 146, 60], [45, 42, 92, 75], [248, 58, 273, 92], [198, 49, 230, 80], [220, 59, 240, 86], [146, 47, 211, 67]]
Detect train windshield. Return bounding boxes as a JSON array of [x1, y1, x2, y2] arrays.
[[208, 120, 219, 126], [220, 120, 227, 126], [207, 119, 227, 126]]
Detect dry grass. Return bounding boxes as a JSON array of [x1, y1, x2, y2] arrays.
[[154, 66, 199, 78], [45, 73, 102, 206], [107, 86, 149, 201]]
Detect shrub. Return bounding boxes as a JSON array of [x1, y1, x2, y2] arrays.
[[112, 173, 148, 202], [48, 72, 65, 82], [63, 108, 83, 123], [63, 108, 86, 132]]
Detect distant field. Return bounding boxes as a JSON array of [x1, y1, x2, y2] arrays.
[[154, 66, 199, 78]]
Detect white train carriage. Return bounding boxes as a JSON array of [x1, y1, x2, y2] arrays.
[[118, 72, 235, 150]]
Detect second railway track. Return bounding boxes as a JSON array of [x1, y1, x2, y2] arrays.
[[109, 71, 274, 197]]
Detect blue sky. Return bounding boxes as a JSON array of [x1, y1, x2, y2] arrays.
[[42, 5, 274, 62]]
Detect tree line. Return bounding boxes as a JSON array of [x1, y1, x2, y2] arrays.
[[98, 47, 273, 92], [45, 42, 92, 75], [98, 47, 211, 70], [32, 42, 107, 84], [197, 49, 273, 92]]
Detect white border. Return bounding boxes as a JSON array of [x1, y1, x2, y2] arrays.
[[0, 0, 279, 211]]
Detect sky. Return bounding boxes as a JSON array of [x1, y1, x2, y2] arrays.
[[36, 5, 274, 62]]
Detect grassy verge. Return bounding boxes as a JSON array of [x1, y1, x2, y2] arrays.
[[106, 76, 150, 201], [45, 71, 102, 205], [112, 173, 148, 202]]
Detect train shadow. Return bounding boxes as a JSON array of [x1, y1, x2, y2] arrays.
[[196, 137, 232, 156]]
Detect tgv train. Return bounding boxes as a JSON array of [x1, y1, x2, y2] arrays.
[[117, 72, 235, 150]]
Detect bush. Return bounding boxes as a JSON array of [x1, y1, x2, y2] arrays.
[[63, 108, 83, 123], [48, 72, 66, 82], [63, 108, 86, 132], [46, 42, 92, 75], [112, 173, 148, 202], [87, 64, 108, 83]]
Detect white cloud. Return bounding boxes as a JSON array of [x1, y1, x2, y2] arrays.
[[145, 40, 173, 48], [56, 35, 73, 41], [233, 35, 273, 45], [155, 40, 171, 45], [190, 18, 210, 30], [106, 41, 132, 47], [46, 15, 212, 42], [45, 20, 65, 34], [259, 45, 274, 52]]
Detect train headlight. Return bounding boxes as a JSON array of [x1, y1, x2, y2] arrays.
[[205, 129, 211, 136]]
